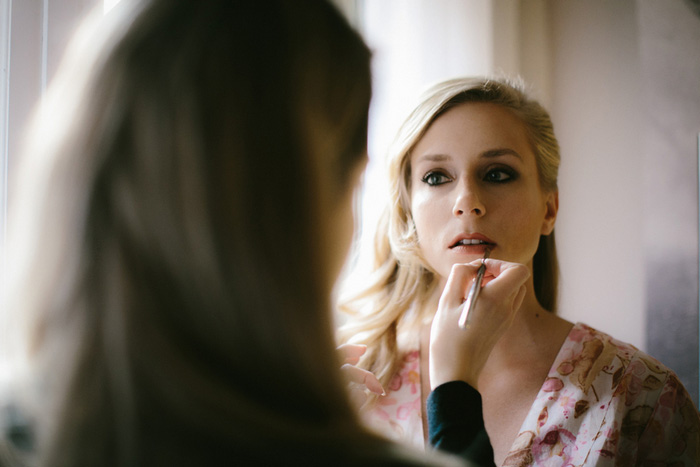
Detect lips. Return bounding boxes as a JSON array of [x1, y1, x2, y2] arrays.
[[449, 233, 496, 249]]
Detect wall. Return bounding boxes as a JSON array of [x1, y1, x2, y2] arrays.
[[637, 0, 700, 403], [548, 1, 646, 348], [548, 0, 700, 402]]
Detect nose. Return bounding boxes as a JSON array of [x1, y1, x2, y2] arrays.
[[452, 182, 485, 217]]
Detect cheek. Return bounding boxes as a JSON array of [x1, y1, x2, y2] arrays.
[[501, 193, 547, 244]]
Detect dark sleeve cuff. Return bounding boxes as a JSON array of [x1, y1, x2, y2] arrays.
[[427, 381, 495, 466], [427, 381, 483, 448]]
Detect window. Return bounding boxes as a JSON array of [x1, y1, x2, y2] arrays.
[[0, 0, 99, 384]]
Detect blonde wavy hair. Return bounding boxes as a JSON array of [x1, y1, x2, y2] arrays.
[[338, 76, 561, 399]]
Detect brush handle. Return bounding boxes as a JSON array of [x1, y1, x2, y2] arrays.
[[458, 262, 486, 329]]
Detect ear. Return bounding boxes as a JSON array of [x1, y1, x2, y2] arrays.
[[540, 191, 558, 236]]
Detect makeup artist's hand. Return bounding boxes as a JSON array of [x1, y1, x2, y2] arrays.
[[429, 259, 529, 390], [338, 344, 385, 408]]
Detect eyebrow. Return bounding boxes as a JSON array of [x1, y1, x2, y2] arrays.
[[413, 154, 451, 163], [481, 148, 523, 160], [414, 148, 523, 164]]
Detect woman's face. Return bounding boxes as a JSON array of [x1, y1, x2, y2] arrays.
[[409, 102, 557, 280]]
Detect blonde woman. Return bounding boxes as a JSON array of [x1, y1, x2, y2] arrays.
[[339, 77, 700, 466]]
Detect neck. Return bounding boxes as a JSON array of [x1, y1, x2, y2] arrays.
[[424, 270, 572, 388], [476, 275, 572, 388]]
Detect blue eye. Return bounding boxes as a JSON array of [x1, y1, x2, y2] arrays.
[[421, 171, 451, 186], [484, 168, 516, 183]]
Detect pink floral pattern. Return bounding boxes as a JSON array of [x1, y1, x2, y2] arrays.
[[363, 323, 700, 466], [361, 350, 425, 448], [503, 323, 700, 466]]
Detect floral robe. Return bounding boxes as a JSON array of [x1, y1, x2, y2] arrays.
[[362, 323, 700, 466]]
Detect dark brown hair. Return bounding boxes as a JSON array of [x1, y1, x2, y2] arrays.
[[4, 1, 425, 465]]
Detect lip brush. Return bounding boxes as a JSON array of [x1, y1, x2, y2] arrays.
[[458, 248, 491, 329]]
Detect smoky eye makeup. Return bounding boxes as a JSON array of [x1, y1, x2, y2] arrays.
[[420, 169, 452, 186], [482, 165, 518, 183]]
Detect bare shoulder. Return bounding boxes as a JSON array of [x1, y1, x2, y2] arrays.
[[541, 314, 575, 358]]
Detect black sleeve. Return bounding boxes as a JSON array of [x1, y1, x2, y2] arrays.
[[426, 381, 496, 467]]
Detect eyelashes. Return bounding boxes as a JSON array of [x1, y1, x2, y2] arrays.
[[484, 167, 517, 183], [419, 166, 518, 186], [421, 170, 451, 186]]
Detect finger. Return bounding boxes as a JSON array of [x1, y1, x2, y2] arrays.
[[481, 260, 530, 292], [440, 263, 481, 309], [341, 364, 386, 395], [348, 384, 369, 408], [461, 261, 528, 326], [337, 344, 367, 364]]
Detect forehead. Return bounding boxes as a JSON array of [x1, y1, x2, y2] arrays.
[[411, 102, 533, 162]]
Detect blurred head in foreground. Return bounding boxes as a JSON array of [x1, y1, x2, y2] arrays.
[[0, 1, 442, 465]]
